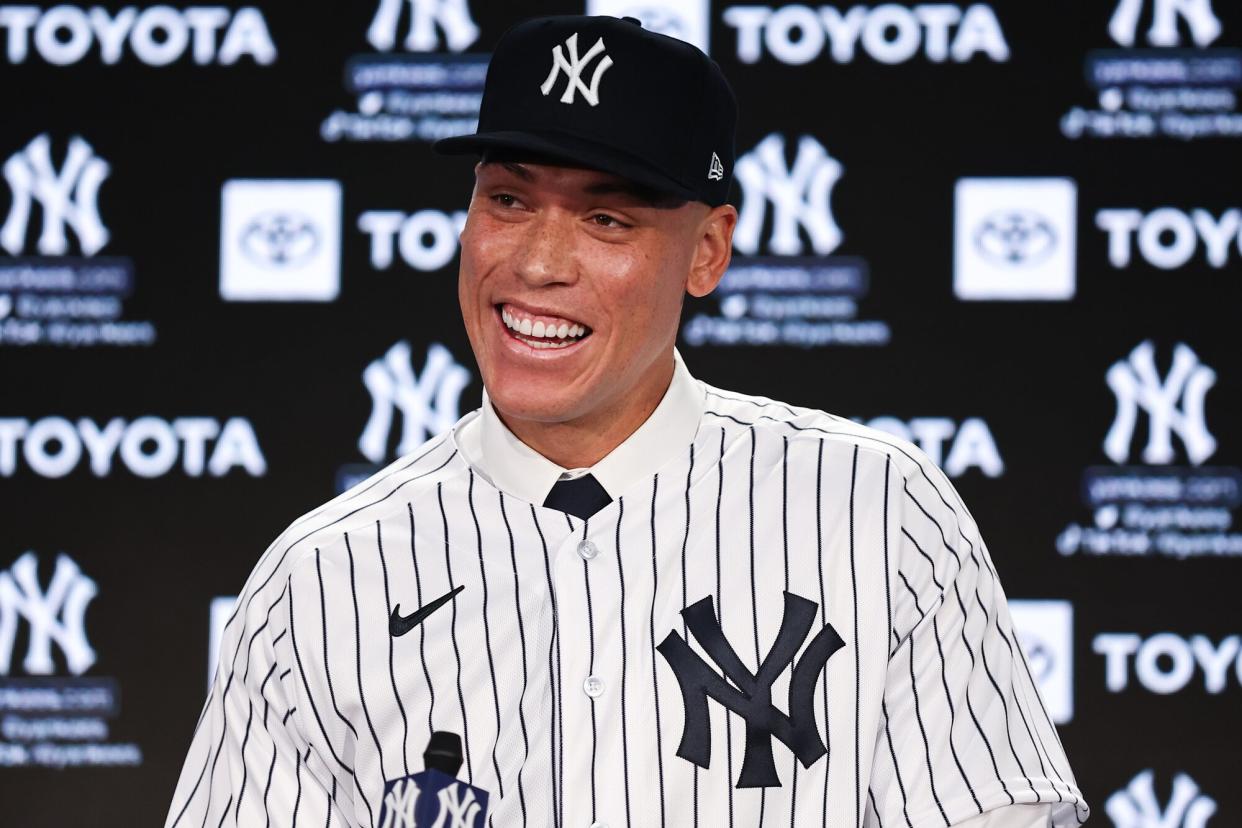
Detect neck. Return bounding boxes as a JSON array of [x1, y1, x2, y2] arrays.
[[496, 356, 675, 470]]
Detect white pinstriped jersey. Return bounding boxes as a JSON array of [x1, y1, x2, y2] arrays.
[[166, 381, 1089, 828]]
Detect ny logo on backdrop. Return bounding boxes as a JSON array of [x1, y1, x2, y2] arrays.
[[1104, 341, 1216, 466], [0, 552, 97, 676], [1108, 0, 1221, 47], [367, 0, 479, 52], [1106, 770, 1217, 828], [1, 133, 110, 256], [733, 133, 843, 256], [657, 591, 844, 788], [359, 341, 471, 464], [540, 33, 614, 107]]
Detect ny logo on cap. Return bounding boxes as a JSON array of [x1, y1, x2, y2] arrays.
[[540, 32, 613, 107]]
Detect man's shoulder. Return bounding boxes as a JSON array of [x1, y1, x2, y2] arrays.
[[699, 382, 934, 482], [258, 433, 465, 581]]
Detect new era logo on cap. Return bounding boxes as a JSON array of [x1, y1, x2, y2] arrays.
[[540, 32, 614, 106], [708, 152, 724, 181]]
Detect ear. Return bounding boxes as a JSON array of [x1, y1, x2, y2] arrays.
[[686, 204, 737, 298]]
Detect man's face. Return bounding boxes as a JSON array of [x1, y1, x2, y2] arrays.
[[458, 159, 731, 427]]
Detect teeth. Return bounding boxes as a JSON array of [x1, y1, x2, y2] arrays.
[[500, 305, 590, 343]]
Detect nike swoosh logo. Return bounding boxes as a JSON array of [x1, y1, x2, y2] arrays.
[[390, 585, 465, 637]]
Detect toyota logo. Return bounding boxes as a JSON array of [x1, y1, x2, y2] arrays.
[[239, 212, 320, 268], [1018, 632, 1055, 682], [973, 210, 1057, 266]]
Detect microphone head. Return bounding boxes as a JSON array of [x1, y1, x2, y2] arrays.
[[423, 731, 464, 776]]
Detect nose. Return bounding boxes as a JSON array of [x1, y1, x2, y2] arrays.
[[512, 209, 577, 288]]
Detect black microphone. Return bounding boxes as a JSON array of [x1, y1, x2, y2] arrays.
[[423, 731, 464, 777]]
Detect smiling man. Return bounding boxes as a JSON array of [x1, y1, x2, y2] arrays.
[[167, 15, 1087, 828]]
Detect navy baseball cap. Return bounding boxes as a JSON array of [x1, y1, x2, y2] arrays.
[[433, 15, 737, 207]]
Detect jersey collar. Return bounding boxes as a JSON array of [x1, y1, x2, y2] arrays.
[[458, 350, 704, 506]]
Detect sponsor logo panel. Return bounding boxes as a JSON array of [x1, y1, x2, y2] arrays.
[[220, 179, 343, 302], [1057, 341, 1242, 560], [954, 177, 1078, 301], [682, 132, 890, 349], [0, 551, 142, 768], [857, 416, 1004, 478], [721, 3, 1009, 65], [1062, 0, 1242, 141], [1107, 770, 1217, 827], [587, 0, 710, 52], [0, 133, 155, 348], [337, 340, 471, 492], [0, 417, 266, 479], [321, 0, 487, 143], [0, 5, 276, 66], [1009, 599, 1074, 724]]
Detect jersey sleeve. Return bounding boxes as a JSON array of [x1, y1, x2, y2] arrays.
[[864, 457, 1089, 828], [164, 555, 348, 828]]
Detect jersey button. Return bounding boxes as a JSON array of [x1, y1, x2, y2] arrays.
[[583, 675, 605, 698], [576, 540, 599, 560]]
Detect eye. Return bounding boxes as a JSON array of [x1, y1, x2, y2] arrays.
[[591, 213, 629, 229], [491, 193, 519, 208]]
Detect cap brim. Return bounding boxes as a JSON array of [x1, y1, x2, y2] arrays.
[[433, 129, 701, 204]]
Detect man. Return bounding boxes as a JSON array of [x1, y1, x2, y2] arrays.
[[167, 15, 1087, 828]]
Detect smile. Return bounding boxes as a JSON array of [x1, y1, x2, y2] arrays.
[[498, 303, 591, 350]]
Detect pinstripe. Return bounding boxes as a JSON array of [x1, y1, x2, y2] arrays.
[[407, 502, 436, 735], [374, 519, 410, 776], [530, 505, 564, 828], [616, 498, 633, 828], [467, 470, 507, 810], [680, 444, 699, 828], [746, 427, 768, 825], [896, 571, 949, 826], [292, 749, 302, 827], [262, 742, 278, 828], [849, 446, 861, 828], [234, 700, 254, 822], [498, 492, 531, 827], [714, 426, 734, 828], [583, 520, 599, 822], [782, 435, 797, 828], [344, 533, 386, 781], [314, 550, 358, 741], [438, 481, 473, 783], [649, 474, 667, 828], [881, 699, 914, 828], [816, 441, 829, 828]]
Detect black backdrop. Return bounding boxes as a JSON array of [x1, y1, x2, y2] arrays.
[[2, 1, 1240, 825]]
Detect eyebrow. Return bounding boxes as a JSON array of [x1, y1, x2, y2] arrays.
[[479, 160, 684, 209]]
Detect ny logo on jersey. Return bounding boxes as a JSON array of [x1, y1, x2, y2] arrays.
[[359, 341, 472, 464], [0, 552, 98, 676], [540, 32, 614, 107], [1105, 770, 1217, 828], [1103, 341, 1216, 466], [1, 133, 110, 257], [379, 770, 488, 828], [1108, 0, 1221, 47], [367, 0, 479, 53], [733, 133, 843, 256], [657, 591, 845, 788]]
